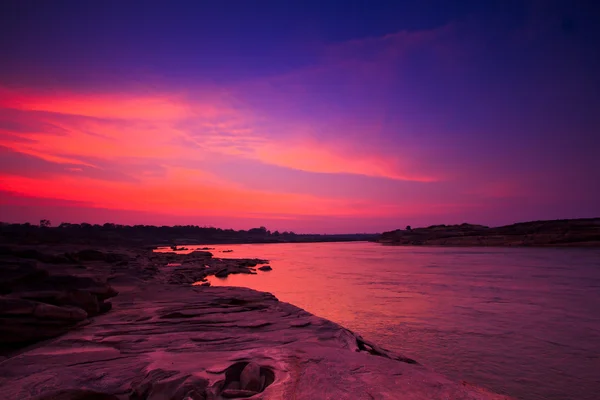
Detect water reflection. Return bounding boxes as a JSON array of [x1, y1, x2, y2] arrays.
[[158, 242, 600, 400]]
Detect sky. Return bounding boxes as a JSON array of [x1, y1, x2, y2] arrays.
[[0, 0, 599, 233]]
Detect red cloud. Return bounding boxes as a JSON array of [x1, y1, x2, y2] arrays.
[[0, 86, 435, 183]]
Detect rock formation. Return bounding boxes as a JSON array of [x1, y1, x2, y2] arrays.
[[0, 254, 118, 346], [0, 245, 512, 399]]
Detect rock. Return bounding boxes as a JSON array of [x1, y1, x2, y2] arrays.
[[14, 275, 118, 302], [0, 258, 119, 347], [187, 251, 213, 258], [0, 297, 87, 321], [144, 375, 190, 400], [221, 389, 258, 398], [0, 261, 49, 294], [225, 381, 240, 390], [0, 297, 88, 344], [215, 269, 229, 278], [99, 302, 112, 313], [0, 249, 50, 263], [240, 362, 262, 392], [258, 265, 272, 271], [0, 296, 37, 315], [33, 303, 88, 321], [129, 369, 177, 399], [8, 290, 99, 315], [33, 389, 120, 399], [129, 369, 208, 400], [173, 376, 209, 400], [64, 290, 100, 315], [289, 320, 311, 328], [69, 250, 128, 264], [170, 246, 189, 251], [73, 249, 106, 261], [0, 250, 512, 400], [0, 318, 77, 344]]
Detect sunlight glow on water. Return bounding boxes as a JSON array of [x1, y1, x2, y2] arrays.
[[183, 242, 600, 400]]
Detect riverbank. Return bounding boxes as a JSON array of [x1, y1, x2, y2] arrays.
[[377, 218, 600, 247], [0, 245, 511, 399]]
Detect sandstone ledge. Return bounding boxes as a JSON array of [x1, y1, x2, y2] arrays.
[[0, 282, 511, 400], [0, 246, 512, 399]]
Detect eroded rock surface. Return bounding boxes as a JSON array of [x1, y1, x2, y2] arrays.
[[0, 282, 511, 400], [0, 246, 511, 399], [146, 250, 270, 285], [1, 250, 119, 347]]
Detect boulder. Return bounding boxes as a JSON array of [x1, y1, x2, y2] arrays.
[[224, 381, 240, 390], [15, 275, 118, 301], [13, 289, 100, 316], [0, 296, 88, 344], [187, 251, 213, 258], [0, 296, 37, 315], [240, 362, 262, 392], [215, 268, 230, 278], [33, 303, 87, 321], [1, 297, 87, 321], [0, 261, 49, 294], [64, 289, 100, 315]]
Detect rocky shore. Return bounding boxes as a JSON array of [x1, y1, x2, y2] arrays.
[[378, 218, 600, 247], [0, 245, 511, 399]]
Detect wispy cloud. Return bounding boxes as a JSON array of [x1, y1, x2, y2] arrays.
[[1, 6, 598, 231], [0, 82, 438, 183]]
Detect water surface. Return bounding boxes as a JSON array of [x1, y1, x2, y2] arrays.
[[190, 242, 600, 400]]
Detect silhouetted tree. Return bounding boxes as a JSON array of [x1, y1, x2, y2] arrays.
[[249, 226, 268, 236], [405, 225, 412, 231], [39, 219, 51, 228]]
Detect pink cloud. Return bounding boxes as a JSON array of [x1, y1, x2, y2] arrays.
[[0, 85, 437, 183]]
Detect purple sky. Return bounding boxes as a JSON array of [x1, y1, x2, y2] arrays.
[[0, 1, 599, 232]]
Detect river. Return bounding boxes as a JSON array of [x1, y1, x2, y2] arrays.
[[184, 242, 599, 400]]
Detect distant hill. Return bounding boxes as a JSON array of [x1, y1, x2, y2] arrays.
[[377, 218, 600, 247]]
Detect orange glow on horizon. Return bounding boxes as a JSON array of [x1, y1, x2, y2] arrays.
[[0, 85, 446, 225]]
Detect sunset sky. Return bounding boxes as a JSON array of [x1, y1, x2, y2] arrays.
[[1, 1, 599, 233]]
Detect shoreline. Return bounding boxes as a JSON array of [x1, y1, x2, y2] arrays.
[[377, 241, 600, 248], [377, 218, 600, 247], [0, 245, 512, 399]]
